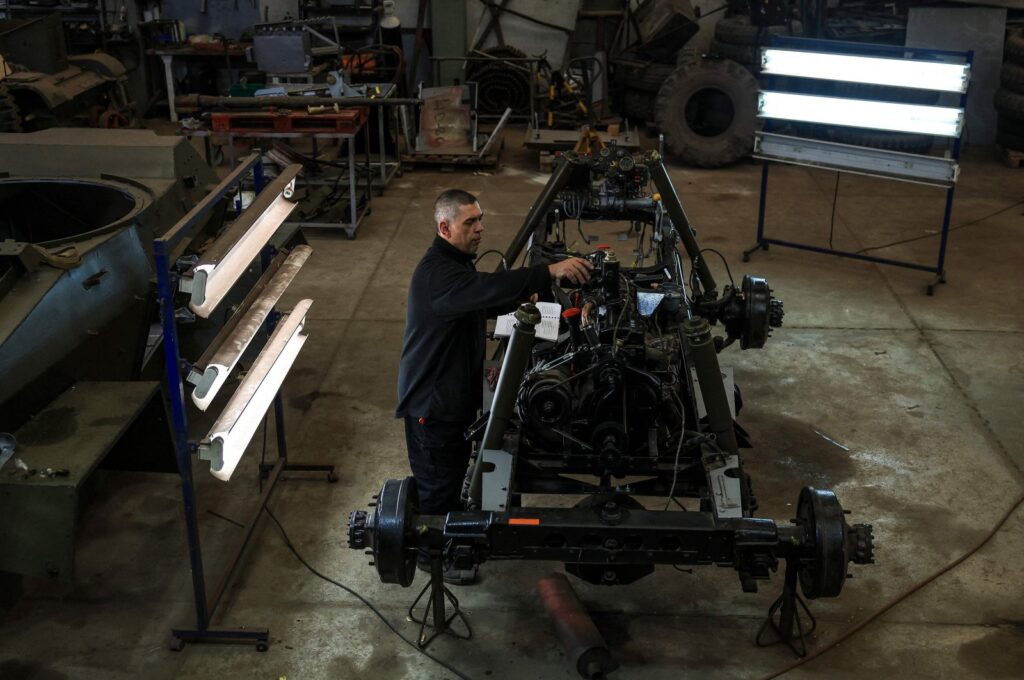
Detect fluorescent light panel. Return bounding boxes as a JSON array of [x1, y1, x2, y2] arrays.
[[187, 188, 297, 318], [758, 91, 963, 137], [188, 245, 312, 411], [199, 299, 312, 481], [761, 48, 970, 93], [753, 132, 960, 187]]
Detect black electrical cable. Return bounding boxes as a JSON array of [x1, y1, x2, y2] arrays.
[[828, 172, 840, 250], [577, 217, 590, 246], [475, 248, 509, 270], [696, 4, 729, 21], [699, 248, 735, 287], [853, 197, 1024, 255], [264, 507, 475, 680]]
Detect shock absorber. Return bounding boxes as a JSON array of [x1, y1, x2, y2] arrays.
[[466, 303, 541, 508]]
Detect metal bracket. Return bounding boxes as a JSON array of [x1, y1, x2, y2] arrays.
[[704, 451, 743, 519]]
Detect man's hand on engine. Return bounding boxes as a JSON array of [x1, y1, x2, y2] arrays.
[[548, 257, 593, 286]]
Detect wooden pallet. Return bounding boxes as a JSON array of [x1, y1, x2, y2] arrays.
[[997, 144, 1024, 168], [211, 108, 367, 134], [402, 146, 502, 170]]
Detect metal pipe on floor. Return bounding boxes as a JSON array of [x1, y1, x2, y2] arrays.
[[538, 573, 617, 679]]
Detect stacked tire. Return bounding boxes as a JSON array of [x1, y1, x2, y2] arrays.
[[995, 28, 1024, 152], [617, 61, 675, 123], [0, 83, 22, 133], [710, 15, 790, 74]]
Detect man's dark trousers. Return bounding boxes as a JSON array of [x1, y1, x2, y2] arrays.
[[404, 416, 472, 514]]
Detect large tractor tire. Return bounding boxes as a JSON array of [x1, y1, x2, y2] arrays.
[[654, 58, 759, 168]]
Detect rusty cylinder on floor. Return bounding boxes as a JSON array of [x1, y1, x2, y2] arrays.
[[538, 573, 617, 679]]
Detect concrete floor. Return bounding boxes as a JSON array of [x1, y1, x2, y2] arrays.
[[1, 131, 1023, 679]]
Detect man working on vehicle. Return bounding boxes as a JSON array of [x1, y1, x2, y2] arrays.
[[396, 189, 591, 580]]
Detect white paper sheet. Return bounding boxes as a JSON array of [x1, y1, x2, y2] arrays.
[[494, 302, 562, 342]]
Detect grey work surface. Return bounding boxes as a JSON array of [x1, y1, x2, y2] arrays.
[[0, 381, 161, 580], [0, 128, 1022, 679]]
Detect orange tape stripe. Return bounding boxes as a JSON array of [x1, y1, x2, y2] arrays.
[[508, 518, 541, 526]]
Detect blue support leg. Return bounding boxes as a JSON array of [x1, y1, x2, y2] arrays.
[[155, 244, 210, 634], [744, 161, 772, 262], [929, 185, 956, 295]]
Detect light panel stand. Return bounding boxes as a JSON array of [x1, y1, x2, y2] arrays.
[[155, 158, 336, 653], [743, 37, 972, 295]]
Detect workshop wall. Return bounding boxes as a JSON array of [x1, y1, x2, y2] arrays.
[[160, 0, 258, 39], [393, 0, 725, 69], [159, 0, 298, 39], [906, 6, 1006, 146]]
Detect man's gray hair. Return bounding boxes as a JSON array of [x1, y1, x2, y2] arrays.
[[434, 189, 478, 226]]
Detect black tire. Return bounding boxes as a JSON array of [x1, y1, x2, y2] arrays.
[[997, 112, 1024, 133], [655, 57, 759, 168], [709, 39, 760, 66], [1005, 29, 1024, 65], [1001, 60, 1024, 94], [714, 16, 790, 46], [829, 127, 934, 154], [997, 127, 1024, 150], [617, 62, 675, 93], [0, 84, 22, 133], [996, 115, 1024, 149], [623, 88, 655, 122], [994, 87, 1024, 122]]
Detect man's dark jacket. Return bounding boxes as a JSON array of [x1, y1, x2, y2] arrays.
[[396, 236, 551, 421]]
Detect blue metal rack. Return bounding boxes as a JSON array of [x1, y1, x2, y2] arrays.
[[743, 37, 973, 295], [155, 155, 336, 651]]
